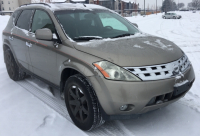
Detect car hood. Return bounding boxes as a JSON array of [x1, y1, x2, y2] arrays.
[[73, 33, 183, 67]]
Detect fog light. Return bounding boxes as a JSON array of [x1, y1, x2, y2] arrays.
[[120, 105, 128, 111]]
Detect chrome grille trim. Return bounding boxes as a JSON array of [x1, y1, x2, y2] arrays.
[[124, 54, 191, 81]]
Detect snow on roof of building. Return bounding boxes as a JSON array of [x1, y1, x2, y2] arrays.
[[71, 0, 86, 1], [51, 0, 66, 2], [34, 0, 66, 2], [121, 0, 135, 3]]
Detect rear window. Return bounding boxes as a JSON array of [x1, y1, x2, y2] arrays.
[[16, 10, 33, 31]]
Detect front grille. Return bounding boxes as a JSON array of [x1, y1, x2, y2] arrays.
[[124, 54, 190, 81]]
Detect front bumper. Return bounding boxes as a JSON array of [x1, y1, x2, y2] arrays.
[[88, 65, 195, 117]]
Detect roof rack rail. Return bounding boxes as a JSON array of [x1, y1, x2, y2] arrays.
[[20, 3, 51, 8]]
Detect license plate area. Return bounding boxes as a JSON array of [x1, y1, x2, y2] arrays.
[[173, 81, 190, 97]]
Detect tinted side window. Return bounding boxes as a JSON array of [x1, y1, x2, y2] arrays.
[[16, 10, 33, 31], [31, 10, 55, 33]]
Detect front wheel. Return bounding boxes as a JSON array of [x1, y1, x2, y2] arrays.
[[64, 74, 104, 131], [163, 16, 166, 19]]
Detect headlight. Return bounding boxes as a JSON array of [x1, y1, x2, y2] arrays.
[[93, 61, 141, 81]]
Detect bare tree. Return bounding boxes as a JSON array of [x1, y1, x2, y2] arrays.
[[188, 2, 193, 8], [191, 0, 200, 8], [177, 3, 184, 9], [172, 1, 177, 10], [162, 0, 177, 12]]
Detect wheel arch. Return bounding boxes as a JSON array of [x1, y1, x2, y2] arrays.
[[60, 68, 84, 95], [3, 44, 10, 51], [3, 43, 18, 65], [3, 44, 12, 63]]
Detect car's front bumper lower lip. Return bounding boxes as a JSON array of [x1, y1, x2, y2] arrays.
[[87, 64, 195, 117]]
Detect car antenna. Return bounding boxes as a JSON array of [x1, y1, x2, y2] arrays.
[[83, 4, 86, 7]]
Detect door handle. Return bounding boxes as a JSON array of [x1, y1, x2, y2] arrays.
[[26, 42, 32, 48], [9, 36, 14, 41]]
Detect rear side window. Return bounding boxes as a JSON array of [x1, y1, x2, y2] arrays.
[[12, 10, 21, 23], [16, 10, 33, 31], [31, 10, 55, 33]]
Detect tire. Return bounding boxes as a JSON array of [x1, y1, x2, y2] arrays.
[[4, 48, 26, 81], [64, 74, 104, 131], [173, 16, 176, 19], [163, 16, 166, 19]]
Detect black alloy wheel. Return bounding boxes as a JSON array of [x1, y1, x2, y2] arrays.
[[68, 85, 89, 123], [64, 74, 104, 131]]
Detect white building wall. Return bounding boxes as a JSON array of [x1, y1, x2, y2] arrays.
[[18, 0, 31, 6], [1, 0, 19, 11]]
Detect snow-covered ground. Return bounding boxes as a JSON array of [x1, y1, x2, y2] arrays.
[[0, 11, 200, 136]]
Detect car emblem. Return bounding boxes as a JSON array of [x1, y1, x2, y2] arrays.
[[172, 63, 181, 76]]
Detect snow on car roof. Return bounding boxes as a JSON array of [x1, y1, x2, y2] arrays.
[[48, 3, 107, 11], [24, 3, 108, 11]]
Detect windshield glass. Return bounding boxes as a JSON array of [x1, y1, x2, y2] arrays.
[[55, 10, 139, 41]]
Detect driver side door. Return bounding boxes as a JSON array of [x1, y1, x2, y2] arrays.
[[27, 9, 58, 84]]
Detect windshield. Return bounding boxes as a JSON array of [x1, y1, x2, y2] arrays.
[[55, 10, 139, 41]]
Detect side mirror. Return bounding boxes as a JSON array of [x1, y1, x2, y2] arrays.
[[132, 23, 138, 28], [35, 28, 53, 41]]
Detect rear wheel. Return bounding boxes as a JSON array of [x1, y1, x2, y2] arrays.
[[64, 74, 104, 131], [4, 48, 26, 81]]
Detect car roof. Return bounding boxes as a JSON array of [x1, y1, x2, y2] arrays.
[[19, 3, 108, 12]]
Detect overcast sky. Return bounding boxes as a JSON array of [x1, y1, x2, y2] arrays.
[[136, 0, 191, 7]]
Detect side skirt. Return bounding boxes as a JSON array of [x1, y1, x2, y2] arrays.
[[20, 65, 60, 91]]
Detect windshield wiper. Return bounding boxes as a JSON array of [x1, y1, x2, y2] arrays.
[[73, 36, 103, 41], [112, 33, 134, 38]]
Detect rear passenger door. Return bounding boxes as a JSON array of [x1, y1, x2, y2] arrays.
[[14, 9, 34, 70], [28, 10, 58, 84]]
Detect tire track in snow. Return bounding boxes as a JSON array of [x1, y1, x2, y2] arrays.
[[178, 99, 200, 114], [17, 78, 134, 136]]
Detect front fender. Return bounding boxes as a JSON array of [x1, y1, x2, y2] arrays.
[[55, 45, 103, 85]]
